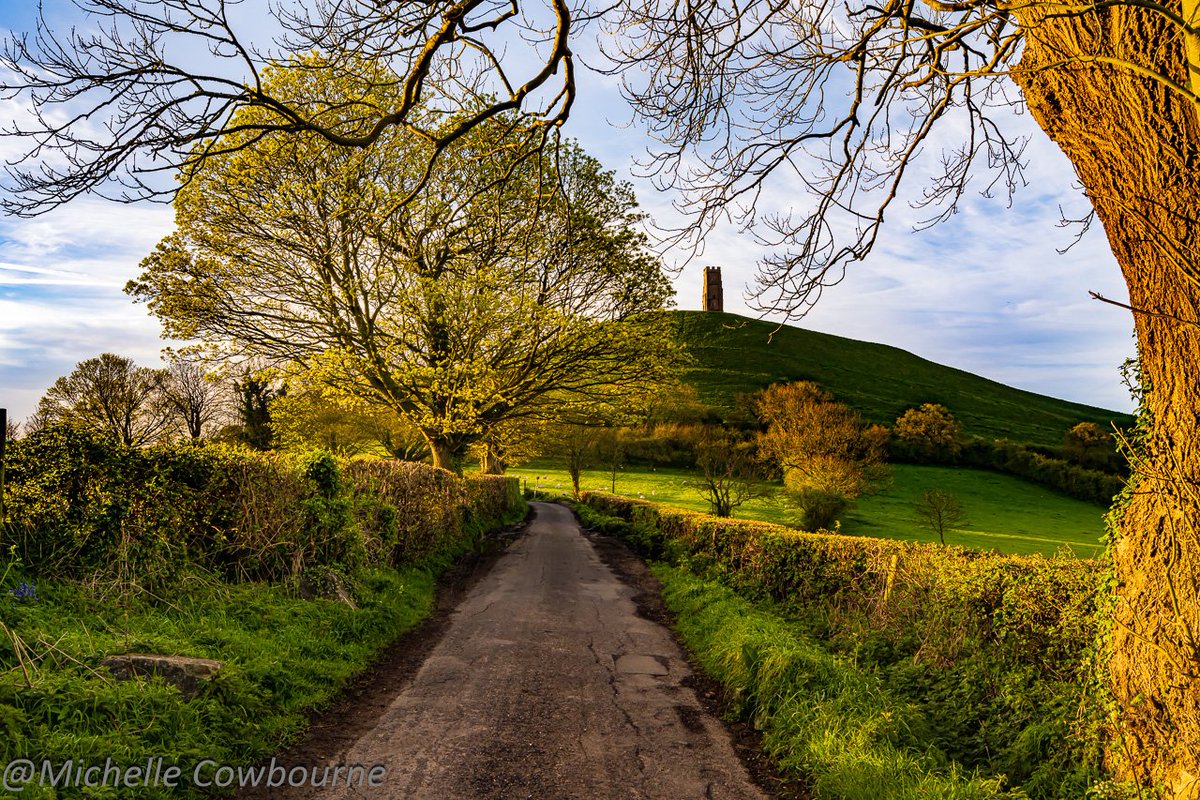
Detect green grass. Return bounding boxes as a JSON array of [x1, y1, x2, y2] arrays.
[[845, 465, 1107, 557], [511, 461, 1107, 557], [651, 566, 1018, 800], [673, 310, 1132, 446], [0, 565, 442, 799]]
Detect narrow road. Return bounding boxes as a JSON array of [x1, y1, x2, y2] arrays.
[[278, 501, 767, 799]]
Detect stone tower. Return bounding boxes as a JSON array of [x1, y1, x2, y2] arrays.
[[702, 266, 724, 312]]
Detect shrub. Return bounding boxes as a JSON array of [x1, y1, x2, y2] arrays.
[[789, 487, 850, 531], [2, 424, 524, 583], [579, 492, 1109, 799]]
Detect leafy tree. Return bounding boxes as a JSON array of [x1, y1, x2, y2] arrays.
[[126, 59, 677, 472], [9, 0, 1200, 783], [894, 404, 963, 460], [1063, 422, 1119, 472], [597, 427, 627, 494], [231, 374, 284, 451], [914, 489, 968, 545], [756, 381, 889, 500], [693, 429, 766, 518], [550, 423, 602, 500], [34, 353, 172, 446], [162, 355, 228, 439]]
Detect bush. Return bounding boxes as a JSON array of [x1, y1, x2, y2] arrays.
[[579, 492, 1109, 799], [2, 423, 525, 583], [789, 487, 850, 531], [894, 403, 963, 460]]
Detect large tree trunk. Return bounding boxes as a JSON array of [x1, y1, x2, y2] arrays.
[[480, 441, 506, 475], [423, 433, 465, 475], [1014, 8, 1200, 795]]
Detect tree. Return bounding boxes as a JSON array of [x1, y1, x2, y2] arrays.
[[231, 373, 284, 451], [34, 353, 172, 446], [550, 423, 602, 499], [597, 427, 627, 494], [756, 382, 889, 500], [1064, 422, 1118, 471], [126, 58, 677, 472], [914, 489, 968, 546], [894, 404, 963, 460], [693, 429, 766, 518], [7, 0, 1200, 786], [162, 355, 228, 439], [271, 389, 427, 459]]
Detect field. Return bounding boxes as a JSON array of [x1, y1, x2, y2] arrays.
[[510, 461, 1108, 557], [673, 310, 1132, 447]]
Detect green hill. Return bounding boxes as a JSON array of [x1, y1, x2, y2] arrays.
[[674, 310, 1133, 446]]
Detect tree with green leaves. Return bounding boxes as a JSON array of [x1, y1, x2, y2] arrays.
[[127, 59, 677, 472], [34, 353, 172, 447], [231, 374, 284, 451]]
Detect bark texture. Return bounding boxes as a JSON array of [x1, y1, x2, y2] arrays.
[[1014, 7, 1200, 795]]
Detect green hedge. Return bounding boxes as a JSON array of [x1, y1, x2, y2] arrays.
[[579, 493, 1111, 799], [890, 436, 1125, 507], [2, 424, 524, 582]]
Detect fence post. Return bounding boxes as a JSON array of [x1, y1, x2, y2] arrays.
[[0, 408, 6, 527]]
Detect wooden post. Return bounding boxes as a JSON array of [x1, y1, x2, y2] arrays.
[[0, 408, 6, 527]]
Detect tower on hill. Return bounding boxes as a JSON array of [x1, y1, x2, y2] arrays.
[[702, 266, 724, 312]]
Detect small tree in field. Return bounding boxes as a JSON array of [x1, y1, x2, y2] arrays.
[[550, 423, 602, 499], [894, 404, 963, 460], [693, 429, 765, 518], [914, 490, 968, 546], [756, 381, 889, 500], [597, 428, 626, 494]]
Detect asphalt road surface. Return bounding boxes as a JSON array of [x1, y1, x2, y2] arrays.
[[276, 501, 767, 799]]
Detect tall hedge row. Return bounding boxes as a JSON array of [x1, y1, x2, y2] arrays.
[[580, 492, 1110, 796], [889, 435, 1126, 506], [1, 424, 524, 583]]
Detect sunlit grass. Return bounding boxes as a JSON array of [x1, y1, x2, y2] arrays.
[[508, 461, 1108, 557]]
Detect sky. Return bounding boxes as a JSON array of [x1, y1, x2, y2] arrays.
[[0, 3, 1137, 426]]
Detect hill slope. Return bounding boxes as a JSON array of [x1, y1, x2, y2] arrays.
[[675, 310, 1133, 446]]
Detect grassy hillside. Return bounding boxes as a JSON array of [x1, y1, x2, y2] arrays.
[[675, 310, 1132, 446]]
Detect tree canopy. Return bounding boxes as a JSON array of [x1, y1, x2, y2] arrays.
[[34, 353, 172, 447], [127, 58, 678, 469]]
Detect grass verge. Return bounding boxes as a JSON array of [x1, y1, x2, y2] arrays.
[[0, 509, 524, 799], [653, 564, 1017, 800]]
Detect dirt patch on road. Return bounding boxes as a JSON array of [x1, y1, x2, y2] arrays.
[[582, 527, 812, 800]]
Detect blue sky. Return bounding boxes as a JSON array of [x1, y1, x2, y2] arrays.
[[0, 3, 1137, 425]]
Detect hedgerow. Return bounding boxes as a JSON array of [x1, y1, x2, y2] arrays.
[[578, 492, 1113, 799], [0, 423, 527, 798], [2, 423, 523, 583]]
